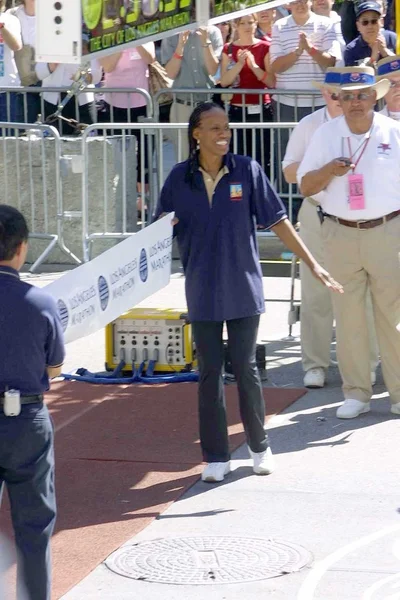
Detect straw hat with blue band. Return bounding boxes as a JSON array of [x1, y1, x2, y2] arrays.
[[311, 67, 348, 91], [328, 66, 390, 100], [376, 55, 400, 79]]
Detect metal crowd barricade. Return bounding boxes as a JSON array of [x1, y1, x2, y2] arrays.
[[81, 121, 298, 262], [0, 86, 154, 133], [0, 122, 81, 272]]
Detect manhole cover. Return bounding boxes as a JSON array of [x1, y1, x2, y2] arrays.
[[105, 536, 313, 584]]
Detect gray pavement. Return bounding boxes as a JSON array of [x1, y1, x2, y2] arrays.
[[23, 268, 400, 600]]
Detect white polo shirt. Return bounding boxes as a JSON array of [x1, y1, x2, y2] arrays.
[[282, 107, 335, 203], [270, 13, 342, 107], [297, 112, 400, 220]]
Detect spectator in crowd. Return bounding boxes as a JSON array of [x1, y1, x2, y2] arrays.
[[255, 8, 276, 42], [155, 101, 342, 482], [312, 0, 345, 50], [298, 66, 400, 419], [340, 0, 359, 44], [10, 0, 40, 124], [100, 44, 155, 231], [283, 67, 379, 388], [343, 1, 396, 66], [0, 0, 22, 127], [220, 13, 274, 170], [161, 25, 223, 160], [377, 54, 400, 118], [269, 0, 342, 187], [216, 20, 233, 44], [35, 49, 102, 135]]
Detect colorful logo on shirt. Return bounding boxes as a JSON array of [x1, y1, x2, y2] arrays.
[[378, 142, 391, 155], [57, 299, 69, 332], [230, 183, 243, 201], [139, 248, 148, 282], [98, 276, 110, 311]]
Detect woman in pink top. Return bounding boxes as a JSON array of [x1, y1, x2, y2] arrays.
[[100, 43, 155, 204]]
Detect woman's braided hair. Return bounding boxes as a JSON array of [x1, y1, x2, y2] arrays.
[[186, 101, 226, 186]]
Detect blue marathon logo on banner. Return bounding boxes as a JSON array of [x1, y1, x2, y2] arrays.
[[98, 275, 110, 311], [139, 248, 148, 282], [57, 299, 69, 332]]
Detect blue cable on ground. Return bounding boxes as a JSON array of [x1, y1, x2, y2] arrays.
[[61, 360, 198, 384]]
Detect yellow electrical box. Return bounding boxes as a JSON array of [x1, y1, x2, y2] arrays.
[[105, 308, 197, 373]]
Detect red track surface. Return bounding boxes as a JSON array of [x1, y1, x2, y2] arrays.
[[0, 381, 306, 599]]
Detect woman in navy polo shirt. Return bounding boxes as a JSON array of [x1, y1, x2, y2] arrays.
[[156, 102, 342, 483]]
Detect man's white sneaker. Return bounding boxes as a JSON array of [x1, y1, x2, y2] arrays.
[[201, 461, 230, 483], [390, 402, 400, 415], [249, 447, 275, 475], [336, 399, 370, 419], [303, 368, 325, 388]]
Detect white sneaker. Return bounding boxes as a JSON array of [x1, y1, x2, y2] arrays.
[[201, 461, 230, 483], [303, 368, 325, 388], [336, 399, 370, 419], [249, 447, 275, 475], [371, 371, 376, 386], [391, 402, 400, 415]]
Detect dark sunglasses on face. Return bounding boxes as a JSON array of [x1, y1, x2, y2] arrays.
[[360, 18, 379, 25], [330, 93, 339, 101]]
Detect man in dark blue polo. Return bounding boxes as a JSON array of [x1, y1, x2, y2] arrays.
[[344, 0, 396, 67], [0, 205, 65, 600]]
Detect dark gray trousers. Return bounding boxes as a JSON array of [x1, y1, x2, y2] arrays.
[[0, 403, 56, 600], [192, 315, 269, 463]]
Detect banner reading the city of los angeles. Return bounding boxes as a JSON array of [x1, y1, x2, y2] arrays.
[[83, 0, 196, 56]]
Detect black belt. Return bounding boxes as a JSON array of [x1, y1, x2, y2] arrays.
[[322, 209, 400, 230], [0, 394, 43, 405], [175, 98, 201, 106]]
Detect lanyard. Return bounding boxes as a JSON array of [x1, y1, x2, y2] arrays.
[[345, 130, 372, 172]]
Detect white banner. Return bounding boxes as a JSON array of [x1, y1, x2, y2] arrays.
[[45, 214, 174, 344]]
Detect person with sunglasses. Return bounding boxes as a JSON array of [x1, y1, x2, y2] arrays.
[[282, 68, 379, 390], [298, 66, 400, 419], [377, 55, 400, 119], [343, 0, 396, 67]]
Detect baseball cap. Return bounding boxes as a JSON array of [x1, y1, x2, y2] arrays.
[[355, 1, 382, 18]]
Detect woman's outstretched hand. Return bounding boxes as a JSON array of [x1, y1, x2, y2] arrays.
[[310, 262, 343, 293]]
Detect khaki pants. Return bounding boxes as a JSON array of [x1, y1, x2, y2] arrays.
[[321, 215, 400, 404], [299, 198, 379, 373], [169, 101, 193, 162]]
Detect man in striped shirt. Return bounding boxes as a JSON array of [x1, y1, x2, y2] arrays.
[[270, 0, 342, 173]]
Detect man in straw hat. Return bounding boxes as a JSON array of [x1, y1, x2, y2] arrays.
[[283, 67, 379, 389], [298, 66, 400, 418], [377, 55, 400, 119]]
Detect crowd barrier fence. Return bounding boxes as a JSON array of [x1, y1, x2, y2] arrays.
[[0, 122, 81, 271], [80, 121, 298, 262]]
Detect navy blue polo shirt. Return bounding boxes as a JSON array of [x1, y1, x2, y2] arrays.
[[156, 154, 287, 322], [344, 30, 397, 66], [0, 267, 65, 395]]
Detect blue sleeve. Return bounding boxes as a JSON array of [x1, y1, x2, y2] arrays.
[[44, 296, 65, 367], [249, 160, 287, 229], [343, 44, 354, 66], [386, 31, 397, 51], [154, 171, 174, 220]]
